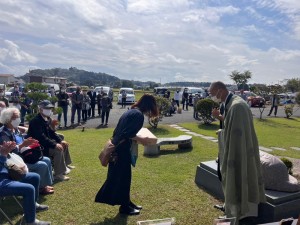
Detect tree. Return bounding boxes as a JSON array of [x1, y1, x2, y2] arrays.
[[229, 70, 252, 90], [286, 78, 300, 93]]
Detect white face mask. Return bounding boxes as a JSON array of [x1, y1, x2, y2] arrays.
[[42, 109, 53, 117], [11, 118, 21, 128], [61, 89, 66, 93], [211, 90, 222, 103]]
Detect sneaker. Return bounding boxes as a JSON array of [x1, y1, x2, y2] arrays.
[[36, 203, 49, 212], [67, 165, 76, 169], [54, 174, 70, 181], [26, 219, 51, 225], [64, 168, 71, 175]]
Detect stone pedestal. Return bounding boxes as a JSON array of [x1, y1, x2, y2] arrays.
[[195, 160, 300, 224]]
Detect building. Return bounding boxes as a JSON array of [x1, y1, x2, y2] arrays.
[[28, 75, 67, 86], [0, 74, 25, 87]]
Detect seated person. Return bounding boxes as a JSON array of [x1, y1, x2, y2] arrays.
[[27, 100, 74, 182], [0, 141, 51, 225], [0, 107, 54, 194]]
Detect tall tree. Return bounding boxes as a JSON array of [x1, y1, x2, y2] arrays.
[[286, 78, 300, 93], [229, 70, 252, 90]]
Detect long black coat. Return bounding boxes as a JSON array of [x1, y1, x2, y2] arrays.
[[95, 108, 144, 206]]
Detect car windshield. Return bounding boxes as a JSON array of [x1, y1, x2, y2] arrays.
[[94, 87, 109, 93], [120, 90, 134, 94], [66, 87, 78, 93], [189, 88, 204, 94]]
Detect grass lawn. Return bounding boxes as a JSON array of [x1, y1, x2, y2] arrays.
[[1, 118, 299, 224], [180, 117, 300, 159]]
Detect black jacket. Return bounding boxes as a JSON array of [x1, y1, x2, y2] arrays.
[[27, 114, 62, 156]]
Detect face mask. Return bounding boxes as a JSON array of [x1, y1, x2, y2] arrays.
[[61, 89, 66, 93], [0, 93, 3, 96], [0, 107, 4, 114], [211, 90, 221, 103], [42, 109, 53, 117], [11, 118, 21, 128]]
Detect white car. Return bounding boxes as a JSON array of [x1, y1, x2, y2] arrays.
[[117, 88, 135, 104], [94, 86, 114, 100]]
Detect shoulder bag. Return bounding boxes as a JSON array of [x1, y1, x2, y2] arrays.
[[5, 153, 28, 181], [99, 139, 125, 167], [20, 142, 44, 164]]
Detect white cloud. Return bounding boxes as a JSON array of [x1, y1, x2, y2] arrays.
[[0, 1, 299, 85]]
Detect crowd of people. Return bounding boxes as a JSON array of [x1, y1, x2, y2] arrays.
[[0, 82, 289, 225], [0, 99, 75, 225]]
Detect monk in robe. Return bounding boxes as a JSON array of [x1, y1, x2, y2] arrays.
[[209, 81, 265, 224]]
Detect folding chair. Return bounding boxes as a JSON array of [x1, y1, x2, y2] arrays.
[[0, 196, 24, 225]]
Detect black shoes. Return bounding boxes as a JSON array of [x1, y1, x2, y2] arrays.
[[119, 205, 140, 216], [129, 201, 142, 210], [214, 204, 225, 212]]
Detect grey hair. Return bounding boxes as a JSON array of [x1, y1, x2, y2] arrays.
[[0, 107, 20, 125]]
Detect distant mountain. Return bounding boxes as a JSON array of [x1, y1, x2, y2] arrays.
[[20, 67, 162, 88]]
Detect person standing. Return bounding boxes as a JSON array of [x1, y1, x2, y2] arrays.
[[121, 89, 127, 108], [56, 87, 69, 128], [81, 89, 91, 123], [100, 92, 111, 126], [193, 93, 200, 119], [95, 94, 158, 215], [87, 87, 97, 118], [267, 93, 280, 117], [70, 86, 83, 126], [11, 85, 21, 110], [20, 89, 32, 126], [96, 89, 103, 117], [209, 81, 265, 224], [174, 90, 180, 107], [182, 88, 189, 110], [0, 87, 9, 107]]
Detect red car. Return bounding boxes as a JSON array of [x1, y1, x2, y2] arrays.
[[245, 91, 265, 107]]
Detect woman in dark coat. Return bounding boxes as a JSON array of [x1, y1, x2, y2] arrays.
[[95, 94, 158, 215]]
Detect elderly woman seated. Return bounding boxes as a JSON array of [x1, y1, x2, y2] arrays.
[[0, 141, 51, 225], [0, 107, 54, 195]]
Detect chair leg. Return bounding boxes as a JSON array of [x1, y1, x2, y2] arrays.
[[0, 207, 14, 225], [13, 196, 24, 225]]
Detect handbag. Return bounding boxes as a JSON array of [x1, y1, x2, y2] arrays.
[[99, 139, 116, 167], [20, 142, 44, 164], [5, 153, 28, 181]]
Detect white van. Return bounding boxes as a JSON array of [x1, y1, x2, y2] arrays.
[[117, 88, 135, 104], [42, 83, 60, 94], [94, 86, 114, 100]]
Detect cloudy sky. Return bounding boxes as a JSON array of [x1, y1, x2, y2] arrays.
[[1, 0, 300, 85]]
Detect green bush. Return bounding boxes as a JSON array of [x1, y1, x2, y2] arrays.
[[281, 157, 293, 175], [284, 104, 294, 118], [195, 98, 219, 124], [148, 96, 171, 128], [296, 92, 300, 105]]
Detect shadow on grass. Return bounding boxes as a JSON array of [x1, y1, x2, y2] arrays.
[[148, 127, 171, 135], [197, 123, 219, 131], [90, 213, 128, 225], [159, 147, 193, 155]]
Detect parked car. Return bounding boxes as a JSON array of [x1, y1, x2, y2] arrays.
[[66, 86, 79, 97], [94, 86, 114, 101], [153, 87, 169, 97], [244, 91, 265, 107], [117, 88, 136, 104], [179, 87, 205, 105]]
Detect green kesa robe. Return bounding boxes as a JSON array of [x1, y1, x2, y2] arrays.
[[219, 95, 265, 223]]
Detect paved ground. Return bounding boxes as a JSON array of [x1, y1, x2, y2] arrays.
[[58, 104, 300, 129]]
